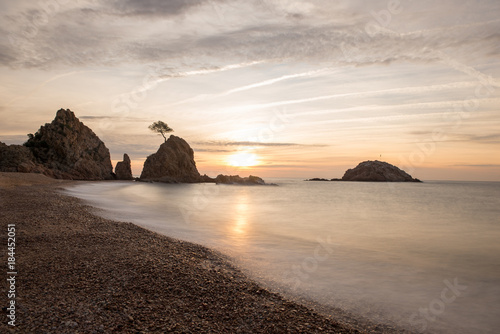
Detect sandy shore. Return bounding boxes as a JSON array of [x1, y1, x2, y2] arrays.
[[0, 173, 367, 333]]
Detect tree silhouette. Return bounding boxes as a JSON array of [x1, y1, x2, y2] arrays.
[[148, 121, 173, 143]]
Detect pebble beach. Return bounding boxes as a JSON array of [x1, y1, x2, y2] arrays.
[[0, 173, 364, 333]]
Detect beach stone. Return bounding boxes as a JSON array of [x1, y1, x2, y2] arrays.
[[62, 320, 78, 328]]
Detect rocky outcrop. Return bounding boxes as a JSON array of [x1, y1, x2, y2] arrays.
[[200, 174, 215, 183], [342, 160, 421, 182], [115, 154, 133, 180], [140, 135, 201, 183], [24, 109, 114, 180], [0, 142, 46, 174], [214, 174, 266, 185]]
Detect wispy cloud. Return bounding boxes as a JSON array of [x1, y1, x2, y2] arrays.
[[79, 116, 152, 122], [167, 67, 335, 107], [6, 70, 107, 106], [452, 164, 500, 168], [222, 68, 332, 95], [193, 148, 231, 153], [160, 60, 266, 79], [2, 0, 499, 69], [443, 133, 500, 144], [195, 140, 328, 147], [243, 81, 489, 110], [106, 0, 225, 18]]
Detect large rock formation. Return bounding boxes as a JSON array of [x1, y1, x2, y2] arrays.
[[140, 135, 201, 183], [342, 160, 421, 182], [0, 142, 46, 174], [24, 109, 114, 180], [115, 154, 133, 180]]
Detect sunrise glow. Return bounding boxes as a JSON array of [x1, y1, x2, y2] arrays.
[[227, 152, 260, 168]]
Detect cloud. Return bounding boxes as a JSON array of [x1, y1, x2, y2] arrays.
[[242, 82, 488, 110], [417, 133, 500, 145], [2, 0, 499, 71], [452, 164, 500, 168], [460, 134, 500, 144], [166, 67, 333, 107], [221, 69, 332, 95], [79, 116, 151, 122], [193, 148, 231, 153], [107, 0, 224, 18], [79, 116, 113, 120], [195, 140, 328, 147], [251, 164, 310, 169], [158, 60, 266, 79]]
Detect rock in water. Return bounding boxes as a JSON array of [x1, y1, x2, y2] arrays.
[[305, 178, 331, 182], [115, 154, 133, 180], [140, 135, 201, 183], [24, 109, 114, 180], [214, 174, 266, 185], [342, 160, 421, 182]]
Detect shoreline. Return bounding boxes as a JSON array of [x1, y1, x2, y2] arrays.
[[0, 173, 366, 333]]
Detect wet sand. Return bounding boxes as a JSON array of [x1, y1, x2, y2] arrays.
[[0, 173, 367, 333]]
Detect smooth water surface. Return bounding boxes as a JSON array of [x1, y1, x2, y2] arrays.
[[65, 180, 500, 333]]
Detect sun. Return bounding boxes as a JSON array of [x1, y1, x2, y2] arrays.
[[227, 151, 260, 167]]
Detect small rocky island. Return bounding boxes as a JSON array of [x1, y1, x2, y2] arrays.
[[140, 135, 202, 183], [0, 108, 268, 185], [307, 160, 422, 182]]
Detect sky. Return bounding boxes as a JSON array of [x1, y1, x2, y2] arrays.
[[0, 0, 499, 181]]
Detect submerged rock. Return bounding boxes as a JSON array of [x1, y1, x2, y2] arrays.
[[342, 160, 421, 182], [140, 135, 201, 183], [214, 174, 266, 185], [115, 154, 133, 180], [24, 109, 114, 180]]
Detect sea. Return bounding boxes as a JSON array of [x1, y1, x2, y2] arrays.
[[64, 179, 500, 334]]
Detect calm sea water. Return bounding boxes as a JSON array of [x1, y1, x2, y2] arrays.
[[65, 179, 500, 333]]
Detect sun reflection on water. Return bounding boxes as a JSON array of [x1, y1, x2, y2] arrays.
[[230, 192, 250, 242]]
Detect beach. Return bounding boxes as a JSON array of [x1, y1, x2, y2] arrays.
[[0, 173, 364, 333]]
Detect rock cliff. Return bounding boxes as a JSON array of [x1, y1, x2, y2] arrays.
[[24, 109, 114, 180], [115, 154, 133, 180], [140, 135, 201, 183], [342, 160, 421, 182]]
